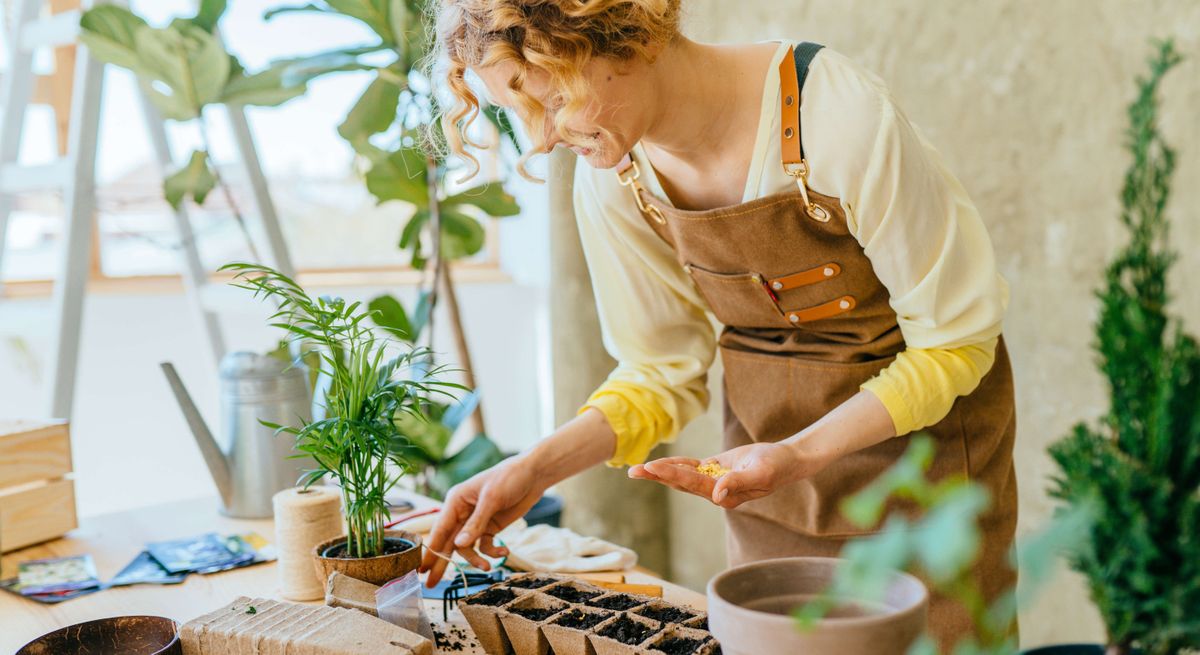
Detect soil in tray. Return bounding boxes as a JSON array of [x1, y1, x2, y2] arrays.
[[509, 604, 561, 621], [506, 576, 557, 589], [597, 615, 661, 645], [637, 606, 695, 623], [466, 587, 518, 607], [553, 608, 608, 630], [320, 537, 414, 558], [648, 636, 708, 654], [546, 585, 602, 603], [587, 594, 643, 611]]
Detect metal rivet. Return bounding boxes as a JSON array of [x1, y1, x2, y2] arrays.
[[788, 314, 800, 323], [785, 95, 794, 106], [784, 127, 794, 139], [751, 274, 762, 283], [823, 267, 834, 277], [771, 281, 783, 291], [683, 264, 691, 273], [839, 299, 851, 310]]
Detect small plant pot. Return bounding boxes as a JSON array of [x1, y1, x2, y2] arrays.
[[18, 616, 181, 655], [502, 573, 563, 591], [461, 585, 521, 655], [543, 579, 606, 604], [707, 556, 926, 655], [586, 592, 650, 612], [642, 625, 718, 655], [634, 600, 700, 625], [498, 592, 569, 655], [543, 606, 614, 655], [589, 612, 665, 655], [311, 529, 421, 587], [681, 614, 709, 632]]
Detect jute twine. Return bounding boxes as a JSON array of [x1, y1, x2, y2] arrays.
[[273, 486, 343, 601]]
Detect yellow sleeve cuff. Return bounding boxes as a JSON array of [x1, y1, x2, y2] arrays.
[[860, 337, 999, 436], [578, 381, 675, 468]]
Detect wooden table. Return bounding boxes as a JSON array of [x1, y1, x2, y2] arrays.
[[0, 495, 706, 653]]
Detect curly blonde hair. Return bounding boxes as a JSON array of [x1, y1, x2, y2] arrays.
[[428, 0, 682, 183]]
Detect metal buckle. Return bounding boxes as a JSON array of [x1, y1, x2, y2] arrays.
[[616, 159, 666, 224], [784, 158, 830, 223]]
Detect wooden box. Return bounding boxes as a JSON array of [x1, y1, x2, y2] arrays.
[[0, 420, 77, 553]]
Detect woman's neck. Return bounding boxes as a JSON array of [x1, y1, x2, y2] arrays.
[[641, 38, 774, 162]]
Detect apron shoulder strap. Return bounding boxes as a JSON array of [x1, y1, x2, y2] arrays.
[[780, 41, 830, 222]]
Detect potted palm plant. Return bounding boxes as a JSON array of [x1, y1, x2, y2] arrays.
[[223, 262, 461, 585], [1034, 39, 1199, 655]]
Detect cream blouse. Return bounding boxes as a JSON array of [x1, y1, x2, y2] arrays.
[[572, 40, 1009, 467]]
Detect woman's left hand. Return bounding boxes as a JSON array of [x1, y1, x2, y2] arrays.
[[629, 441, 832, 509]]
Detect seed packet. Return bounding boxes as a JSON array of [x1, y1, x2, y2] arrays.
[[146, 532, 243, 574], [191, 533, 271, 574], [0, 576, 103, 604], [16, 554, 100, 595], [108, 551, 187, 587]]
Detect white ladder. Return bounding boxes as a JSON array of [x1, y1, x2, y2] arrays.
[[0, 0, 296, 420]]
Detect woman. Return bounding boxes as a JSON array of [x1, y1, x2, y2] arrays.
[[419, 1, 1018, 648]]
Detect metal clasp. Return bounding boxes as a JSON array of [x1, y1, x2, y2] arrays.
[[784, 159, 830, 222], [616, 159, 666, 224]]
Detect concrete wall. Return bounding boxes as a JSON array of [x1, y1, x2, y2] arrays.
[[658, 0, 1200, 648]]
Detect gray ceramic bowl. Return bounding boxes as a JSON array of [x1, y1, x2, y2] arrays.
[[707, 556, 928, 655]]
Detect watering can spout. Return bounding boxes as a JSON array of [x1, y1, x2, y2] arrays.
[[160, 361, 233, 508]]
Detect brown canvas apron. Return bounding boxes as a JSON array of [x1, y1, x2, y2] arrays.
[[613, 42, 1019, 652]]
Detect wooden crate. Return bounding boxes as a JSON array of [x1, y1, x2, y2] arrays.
[[0, 421, 77, 553]]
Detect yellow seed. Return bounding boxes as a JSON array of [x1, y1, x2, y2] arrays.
[[696, 462, 731, 479]]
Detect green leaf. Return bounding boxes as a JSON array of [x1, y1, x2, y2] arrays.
[[910, 484, 989, 584], [263, 4, 337, 20], [134, 22, 231, 117], [393, 407, 453, 461], [368, 294, 414, 342], [78, 5, 149, 72], [163, 150, 217, 210], [326, 0, 396, 45], [267, 45, 388, 87], [338, 74, 404, 146], [191, 0, 227, 33], [365, 147, 428, 206], [439, 208, 486, 260], [221, 64, 307, 107], [430, 434, 506, 499], [482, 105, 523, 155], [441, 390, 480, 433], [444, 183, 520, 217]]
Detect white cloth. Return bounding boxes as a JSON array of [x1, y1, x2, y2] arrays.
[[497, 523, 638, 573]]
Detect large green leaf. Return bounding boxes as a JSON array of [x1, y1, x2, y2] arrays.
[[263, 3, 338, 20], [482, 105, 523, 155], [164, 150, 217, 210], [268, 45, 389, 87], [368, 294, 414, 343], [364, 146, 428, 206], [430, 434, 507, 499], [134, 22, 231, 118], [393, 407, 453, 462], [338, 74, 404, 146], [439, 207, 486, 260], [78, 5, 148, 72], [444, 183, 520, 217], [326, 0, 396, 45], [190, 0, 227, 33], [222, 63, 308, 107]]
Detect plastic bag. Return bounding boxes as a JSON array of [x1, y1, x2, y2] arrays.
[[375, 570, 435, 642]]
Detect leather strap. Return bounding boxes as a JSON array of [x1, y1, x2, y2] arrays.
[[779, 41, 824, 170], [785, 295, 856, 324], [766, 262, 841, 292]]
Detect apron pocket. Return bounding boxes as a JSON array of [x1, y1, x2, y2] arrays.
[[684, 263, 795, 329]]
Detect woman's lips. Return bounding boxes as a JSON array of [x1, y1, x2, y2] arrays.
[[571, 145, 594, 156]]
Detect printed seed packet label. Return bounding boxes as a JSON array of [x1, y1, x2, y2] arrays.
[[16, 554, 100, 595], [146, 532, 240, 574], [0, 577, 103, 604], [109, 551, 188, 587]]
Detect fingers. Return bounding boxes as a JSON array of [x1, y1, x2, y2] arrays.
[[713, 471, 770, 509], [644, 456, 701, 468], [477, 533, 509, 559], [420, 491, 473, 587], [456, 491, 502, 549], [643, 459, 715, 498]]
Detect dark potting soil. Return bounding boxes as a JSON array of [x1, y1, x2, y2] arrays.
[[553, 608, 608, 630], [587, 594, 642, 611], [506, 576, 557, 589], [466, 586, 517, 607], [320, 537, 414, 559], [509, 604, 562, 621], [598, 615, 660, 645], [649, 636, 708, 654], [637, 605, 696, 623], [546, 585, 602, 603], [693, 618, 709, 631]]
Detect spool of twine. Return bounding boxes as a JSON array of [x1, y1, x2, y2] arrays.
[[273, 486, 343, 601]]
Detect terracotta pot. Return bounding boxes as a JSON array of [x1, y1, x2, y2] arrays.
[[312, 529, 421, 586], [18, 615, 180, 655], [707, 556, 927, 655]]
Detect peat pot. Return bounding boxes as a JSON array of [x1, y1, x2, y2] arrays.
[[707, 556, 927, 655], [313, 529, 422, 586]]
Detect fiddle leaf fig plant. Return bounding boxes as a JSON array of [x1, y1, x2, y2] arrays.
[[222, 262, 463, 558], [1048, 39, 1200, 655]]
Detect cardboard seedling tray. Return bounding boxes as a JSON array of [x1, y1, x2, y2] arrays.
[[458, 573, 719, 655]]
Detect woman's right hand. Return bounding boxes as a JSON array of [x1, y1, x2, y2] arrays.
[[419, 454, 547, 587]]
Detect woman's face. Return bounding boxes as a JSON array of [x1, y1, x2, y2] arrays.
[[474, 55, 651, 170]]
